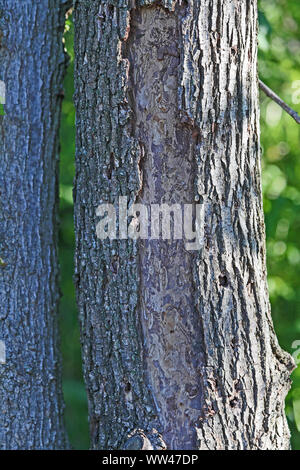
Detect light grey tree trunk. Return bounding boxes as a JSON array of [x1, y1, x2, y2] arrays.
[[74, 0, 294, 450], [0, 0, 68, 449]]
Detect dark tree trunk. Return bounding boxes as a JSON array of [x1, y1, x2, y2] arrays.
[[74, 0, 294, 450], [0, 0, 68, 449]]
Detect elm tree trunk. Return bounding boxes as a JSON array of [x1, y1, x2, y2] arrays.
[[74, 0, 294, 450], [0, 0, 68, 449]]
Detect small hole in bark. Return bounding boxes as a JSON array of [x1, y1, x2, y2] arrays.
[[219, 275, 228, 287], [107, 152, 115, 180], [229, 397, 238, 408], [125, 382, 131, 393]]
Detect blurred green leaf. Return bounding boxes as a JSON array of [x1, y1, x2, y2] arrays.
[[293, 399, 300, 432]]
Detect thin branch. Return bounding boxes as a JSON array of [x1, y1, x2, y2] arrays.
[[259, 79, 300, 125]]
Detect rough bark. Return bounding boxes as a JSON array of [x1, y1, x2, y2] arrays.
[[74, 0, 294, 450], [0, 0, 68, 449]]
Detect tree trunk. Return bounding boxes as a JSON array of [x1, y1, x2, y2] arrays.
[[74, 0, 294, 450], [0, 0, 68, 449]]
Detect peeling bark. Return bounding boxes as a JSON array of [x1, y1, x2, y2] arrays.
[[74, 0, 294, 450], [126, 6, 202, 449], [0, 0, 68, 449]]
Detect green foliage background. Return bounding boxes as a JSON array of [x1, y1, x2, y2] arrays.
[[59, 0, 300, 449]]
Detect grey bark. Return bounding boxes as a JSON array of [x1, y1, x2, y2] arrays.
[[0, 0, 68, 449], [74, 0, 295, 450]]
